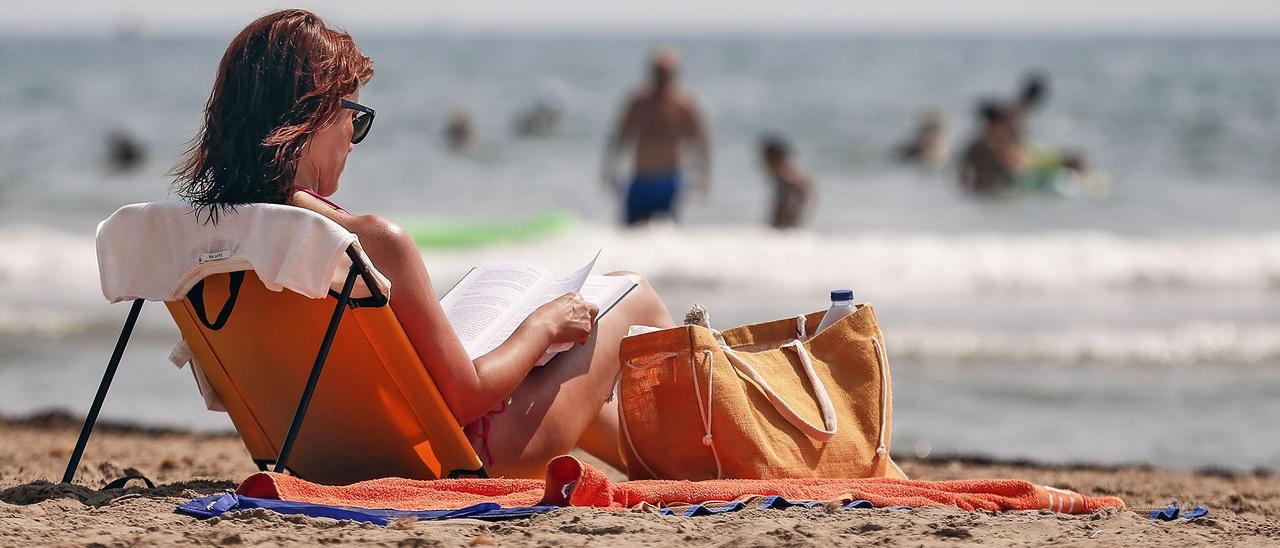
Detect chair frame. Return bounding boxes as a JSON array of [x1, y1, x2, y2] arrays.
[[61, 246, 389, 484]]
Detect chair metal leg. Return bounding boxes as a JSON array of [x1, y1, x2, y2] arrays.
[[274, 266, 359, 474], [62, 299, 145, 484]]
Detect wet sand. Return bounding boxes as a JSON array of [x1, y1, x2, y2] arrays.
[[2, 412, 1277, 547]]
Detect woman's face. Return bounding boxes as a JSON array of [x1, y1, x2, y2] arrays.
[[298, 89, 359, 196]]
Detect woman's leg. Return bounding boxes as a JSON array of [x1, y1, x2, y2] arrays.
[[575, 399, 624, 470], [479, 272, 673, 478]]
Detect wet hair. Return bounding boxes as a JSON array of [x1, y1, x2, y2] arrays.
[[760, 134, 791, 159], [1020, 71, 1048, 107], [172, 9, 373, 222], [978, 99, 1007, 124]]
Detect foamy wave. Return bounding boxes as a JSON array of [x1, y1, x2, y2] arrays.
[[6, 223, 1280, 305], [4, 224, 1280, 367], [424, 223, 1280, 298], [888, 322, 1280, 366]]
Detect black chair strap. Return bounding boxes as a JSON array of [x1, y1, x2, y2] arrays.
[[102, 474, 156, 490], [447, 467, 488, 479], [188, 271, 245, 330]]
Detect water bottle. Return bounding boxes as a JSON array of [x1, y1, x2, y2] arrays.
[[814, 289, 856, 336]]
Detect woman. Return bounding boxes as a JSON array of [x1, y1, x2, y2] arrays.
[[172, 10, 674, 478]]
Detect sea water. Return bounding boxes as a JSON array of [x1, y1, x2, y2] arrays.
[[1, 33, 1278, 471]]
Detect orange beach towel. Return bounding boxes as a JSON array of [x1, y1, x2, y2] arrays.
[[237, 456, 1124, 515]]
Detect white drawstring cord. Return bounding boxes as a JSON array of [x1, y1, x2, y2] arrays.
[[689, 349, 722, 479], [871, 337, 889, 458]]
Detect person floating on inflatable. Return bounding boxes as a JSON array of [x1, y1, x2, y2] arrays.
[[958, 72, 1108, 199]]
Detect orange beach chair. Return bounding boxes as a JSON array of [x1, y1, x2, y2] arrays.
[[63, 202, 484, 486]]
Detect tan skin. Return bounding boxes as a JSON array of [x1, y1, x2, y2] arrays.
[[763, 151, 813, 230], [291, 90, 676, 477], [602, 48, 712, 201]]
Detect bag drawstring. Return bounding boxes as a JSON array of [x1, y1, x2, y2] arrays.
[[689, 349, 722, 479], [871, 337, 889, 458]]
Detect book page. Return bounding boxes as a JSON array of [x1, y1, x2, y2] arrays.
[[529, 274, 638, 366], [440, 262, 551, 357], [578, 275, 638, 317], [473, 252, 600, 358]]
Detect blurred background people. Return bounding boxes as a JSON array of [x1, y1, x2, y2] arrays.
[[446, 105, 478, 154], [895, 110, 948, 169], [105, 130, 144, 174], [760, 134, 813, 230], [513, 80, 567, 138], [959, 99, 1020, 195], [601, 46, 711, 226], [959, 72, 1101, 197]]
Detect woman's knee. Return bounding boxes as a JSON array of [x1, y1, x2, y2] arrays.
[[605, 271, 671, 326]]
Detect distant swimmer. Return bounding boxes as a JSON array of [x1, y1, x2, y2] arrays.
[[760, 135, 813, 230], [513, 80, 567, 137], [602, 46, 711, 226], [959, 72, 1105, 198], [895, 110, 948, 169], [106, 130, 145, 174], [959, 100, 1020, 195], [958, 72, 1048, 196], [513, 100, 561, 137], [446, 106, 477, 154]]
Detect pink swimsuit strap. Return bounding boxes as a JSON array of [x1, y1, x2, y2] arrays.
[[289, 186, 346, 212], [463, 399, 511, 467]]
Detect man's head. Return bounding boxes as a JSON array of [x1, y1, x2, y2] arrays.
[[649, 46, 680, 92], [1020, 71, 1048, 108], [760, 134, 791, 170], [978, 99, 1008, 127]]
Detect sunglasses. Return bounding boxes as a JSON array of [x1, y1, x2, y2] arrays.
[[340, 99, 376, 144]]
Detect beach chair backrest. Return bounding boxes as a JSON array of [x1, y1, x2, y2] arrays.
[[165, 264, 483, 485]]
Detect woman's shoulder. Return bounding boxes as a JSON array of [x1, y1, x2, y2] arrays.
[[346, 212, 407, 241], [290, 191, 396, 235]]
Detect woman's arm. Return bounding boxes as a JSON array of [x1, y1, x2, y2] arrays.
[[345, 214, 595, 425]]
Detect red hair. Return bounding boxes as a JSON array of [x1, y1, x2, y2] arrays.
[[173, 9, 373, 222]]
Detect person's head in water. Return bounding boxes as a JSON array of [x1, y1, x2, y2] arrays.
[[978, 99, 1008, 128], [760, 134, 792, 172], [649, 46, 679, 94], [1020, 71, 1049, 109], [107, 130, 145, 173], [172, 9, 373, 221]]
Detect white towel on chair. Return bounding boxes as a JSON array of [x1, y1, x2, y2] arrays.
[[96, 201, 390, 303]]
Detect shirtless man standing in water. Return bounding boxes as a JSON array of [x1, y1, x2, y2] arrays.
[[602, 47, 711, 226]]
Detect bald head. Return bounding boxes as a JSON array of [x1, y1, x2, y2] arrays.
[[649, 46, 680, 92]]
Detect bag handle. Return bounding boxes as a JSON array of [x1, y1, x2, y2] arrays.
[[722, 339, 838, 442]]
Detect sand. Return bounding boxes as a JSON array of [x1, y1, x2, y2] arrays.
[[1, 412, 1277, 547]]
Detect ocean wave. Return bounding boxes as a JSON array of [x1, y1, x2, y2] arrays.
[[887, 322, 1280, 366], [4, 224, 1280, 366], [422, 223, 1280, 297], [5, 223, 1280, 302]]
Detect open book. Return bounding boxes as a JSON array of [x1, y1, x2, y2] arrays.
[[440, 252, 637, 365]]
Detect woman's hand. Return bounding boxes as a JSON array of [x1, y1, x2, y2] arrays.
[[527, 292, 599, 346]]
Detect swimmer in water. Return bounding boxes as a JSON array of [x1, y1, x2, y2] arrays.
[[896, 110, 948, 169], [760, 134, 813, 230]]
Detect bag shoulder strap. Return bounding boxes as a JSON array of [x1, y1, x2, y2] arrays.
[[722, 339, 838, 442]]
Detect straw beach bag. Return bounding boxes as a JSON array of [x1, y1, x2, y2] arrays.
[[617, 305, 906, 480]]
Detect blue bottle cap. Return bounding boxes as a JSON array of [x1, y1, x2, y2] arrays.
[[830, 289, 854, 301]]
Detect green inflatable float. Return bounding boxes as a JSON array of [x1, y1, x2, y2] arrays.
[[403, 210, 577, 249]]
